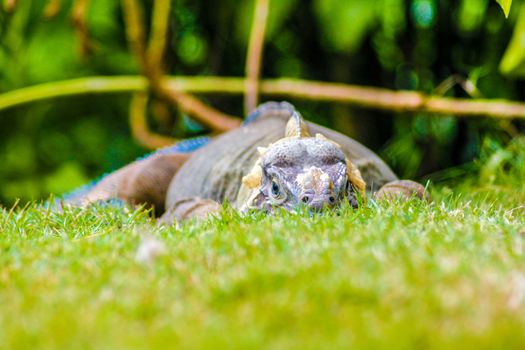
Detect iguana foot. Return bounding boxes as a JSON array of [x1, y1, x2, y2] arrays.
[[159, 197, 221, 224], [373, 180, 429, 202]]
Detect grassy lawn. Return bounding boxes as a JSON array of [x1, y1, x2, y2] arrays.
[[1, 142, 525, 349]]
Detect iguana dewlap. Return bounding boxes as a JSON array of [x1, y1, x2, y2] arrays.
[[66, 102, 427, 222]]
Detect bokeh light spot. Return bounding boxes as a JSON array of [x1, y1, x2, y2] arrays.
[[411, 0, 436, 28]]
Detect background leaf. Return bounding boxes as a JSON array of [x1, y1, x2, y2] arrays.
[[500, 3, 525, 75], [495, 0, 512, 17]]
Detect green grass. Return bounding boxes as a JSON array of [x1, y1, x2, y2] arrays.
[[1, 140, 525, 349]]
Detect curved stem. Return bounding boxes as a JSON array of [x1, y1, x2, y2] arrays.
[[44, 0, 61, 18], [0, 76, 148, 110], [129, 93, 178, 149], [162, 86, 242, 131], [147, 0, 171, 81], [3, 0, 16, 12], [121, 0, 239, 132], [121, 0, 148, 73], [244, 0, 269, 115], [71, 0, 92, 57], [2, 76, 525, 120]]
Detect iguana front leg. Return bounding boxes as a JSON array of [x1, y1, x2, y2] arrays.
[[373, 180, 430, 202], [159, 197, 221, 224]]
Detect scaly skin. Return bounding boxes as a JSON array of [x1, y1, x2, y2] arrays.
[[67, 102, 427, 223]]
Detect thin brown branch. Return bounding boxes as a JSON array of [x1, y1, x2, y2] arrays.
[[434, 75, 482, 98], [4, 76, 525, 120], [129, 93, 178, 149], [257, 79, 424, 110], [122, 0, 170, 135], [121, 0, 240, 133], [147, 0, 171, 85], [71, 0, 93, 57], [145, 0, 241, 131], [162, 85, 241, 132], [422, 97, 525, 117], [44, 0, 61, 19], [244, 0, 269, 115], [146, 0, 172, 130], [3, 0, 15, 13], [151, 99, 173, 133], [258, 79, 525, 118], [121, 0, 148, 72], [122, 0, 169, 84]]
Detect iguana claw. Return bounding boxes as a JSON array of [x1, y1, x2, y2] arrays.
[[373, 180, 430, 202]]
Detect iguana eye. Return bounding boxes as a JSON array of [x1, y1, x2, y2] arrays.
[[269, 179, 287, 204], [271, 180, 281, 196]]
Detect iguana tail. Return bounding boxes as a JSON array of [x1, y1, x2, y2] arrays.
[[58, 136, 210, 214]]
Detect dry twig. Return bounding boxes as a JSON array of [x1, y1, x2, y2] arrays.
[[147, 0, 171, 85], [3, 0, 15, 13], [145, 0, 173, 131], [129, 93, 178, 149], [44, 0, 61, 19], [245, 0, 269, 115], [121, 0, 241, 138], [71, 0, 92, 57], [2, 76, 525, 120]]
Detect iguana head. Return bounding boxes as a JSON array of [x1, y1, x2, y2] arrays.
[[238, 104, 366, 212]]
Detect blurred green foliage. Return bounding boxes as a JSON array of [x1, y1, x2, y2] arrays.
[[0, 0, 524, 207]]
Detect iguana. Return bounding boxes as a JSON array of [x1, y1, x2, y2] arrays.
[[64, 101, 427, 222]]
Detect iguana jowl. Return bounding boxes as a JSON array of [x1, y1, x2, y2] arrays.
[[66, 102, 427, 222]]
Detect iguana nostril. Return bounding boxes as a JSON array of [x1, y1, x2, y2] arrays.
[[301, 195, 311, 204], [328, 196, 335, 204]]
